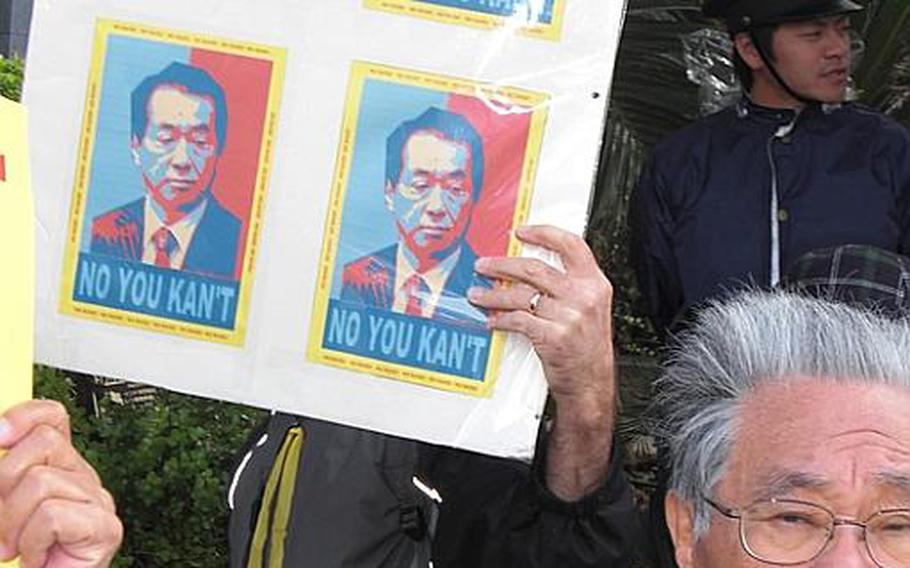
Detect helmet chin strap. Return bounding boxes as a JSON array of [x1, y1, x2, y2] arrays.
[[749, 29, 818, 107]]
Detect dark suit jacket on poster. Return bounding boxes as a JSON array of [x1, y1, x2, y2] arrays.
[[340, 244, 491, 329], [89, 195, 241, 280]]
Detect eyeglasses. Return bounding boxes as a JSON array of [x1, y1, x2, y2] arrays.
[[705, 497, 910, 567]]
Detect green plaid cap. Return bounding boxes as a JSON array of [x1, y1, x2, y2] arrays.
[[784, 245, 910, 319]]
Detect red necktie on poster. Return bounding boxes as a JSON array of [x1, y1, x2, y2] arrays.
[[153, 227, 177, 269], [403, 274, 428, 317]]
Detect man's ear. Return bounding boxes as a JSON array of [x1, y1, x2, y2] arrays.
[[130, 135, 141, 166], [666, 491, 697, 568], [384, 180, 395, 211], [733, 32, 764, 71]]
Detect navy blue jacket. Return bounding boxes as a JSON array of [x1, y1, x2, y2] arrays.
[[90, 194, 241, 280], [340, 243, 491, 329], [631, 98, 910, 332]]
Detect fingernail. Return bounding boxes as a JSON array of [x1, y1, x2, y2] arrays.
[[475, 258, 489, 271], [467, 287, 482, 301], [0, 419, 11, 446], [0, 542, 12, 560]]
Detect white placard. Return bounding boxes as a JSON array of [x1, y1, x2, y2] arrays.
[[26, 0, 626, 459]]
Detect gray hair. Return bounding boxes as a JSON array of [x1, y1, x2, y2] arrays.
[[655, 290, 910, 537]]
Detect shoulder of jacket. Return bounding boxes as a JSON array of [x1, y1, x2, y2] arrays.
[[652, 107, 736, 157], [837, 104, 905, 128], [838, 105, 910, 149], [91, 198, 143, 230]]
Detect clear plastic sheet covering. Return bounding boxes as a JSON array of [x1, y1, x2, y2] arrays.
[[25, 0, 628, 460], [681, 28, 741, 116]]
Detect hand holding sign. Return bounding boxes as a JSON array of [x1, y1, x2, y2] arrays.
[[470, 225, 616, 500], [0, 401, 122, 567]]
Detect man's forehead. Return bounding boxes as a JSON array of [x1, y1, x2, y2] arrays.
[[725, 378, 910, 499], [734, 378, 910, 443], [403, 130, 471, 167], [147, 84, 215, 122], [741, 375, 909, 407], [778, 14, 851, 30]]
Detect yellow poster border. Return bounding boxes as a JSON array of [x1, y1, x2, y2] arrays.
[[58, 18, 286, 346], [306, 61, 549, 398], [364, 0, 567, 41]]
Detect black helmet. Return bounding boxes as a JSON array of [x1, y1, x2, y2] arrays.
[[704, 0, 864, 33]]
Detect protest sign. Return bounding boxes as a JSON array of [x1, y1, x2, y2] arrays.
[[0, 96, 33, 412], [0, 94, 34, 568], [27, 0, 626, 459], [308, 62, 548, 396]]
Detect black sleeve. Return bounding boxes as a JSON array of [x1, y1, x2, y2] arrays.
[[630, 155, 682, 335], [891, 122, 910, 256], [227, 413, 297, 568], [426, 439, 642, 568]]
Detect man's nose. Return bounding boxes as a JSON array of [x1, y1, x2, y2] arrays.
[[825, 28, 851, 59], [169, 138, 193, 171], [813, 526, 876, 568], [424, 185, 448, 216]]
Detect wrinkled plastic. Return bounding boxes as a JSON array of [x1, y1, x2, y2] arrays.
[[681, 28, 742, 116]]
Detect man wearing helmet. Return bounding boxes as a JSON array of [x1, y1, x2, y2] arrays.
[[711, 0, 860, 106], [631, 0, 910, 335]]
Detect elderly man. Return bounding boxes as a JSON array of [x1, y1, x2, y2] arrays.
[[0, 400, 122, 567], [658, 291, 910, 567]]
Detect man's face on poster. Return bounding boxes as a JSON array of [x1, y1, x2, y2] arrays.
[[386, 130, 476, 263], [132, 85, 219, 218]]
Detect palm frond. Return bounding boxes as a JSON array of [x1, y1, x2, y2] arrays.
[[853, 0, 910, 122]]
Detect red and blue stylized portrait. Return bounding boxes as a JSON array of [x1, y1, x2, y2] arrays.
[[65, 21, 283, 340], [90, 62, 241, 279], [311, 63, 546, 390], [339, 107, 495, 328]]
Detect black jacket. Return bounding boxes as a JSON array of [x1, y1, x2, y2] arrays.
[[228, 413, 640, 567], [632, 98, 910, 333]]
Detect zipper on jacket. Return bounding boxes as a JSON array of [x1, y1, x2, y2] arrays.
[[766, 117, 799, 286]]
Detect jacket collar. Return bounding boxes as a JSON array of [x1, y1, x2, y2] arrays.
[[735, 96, 845, 125]]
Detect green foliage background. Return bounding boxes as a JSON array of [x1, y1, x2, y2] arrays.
[[0, 56, 24, 100], [35, 368, 265, 567]]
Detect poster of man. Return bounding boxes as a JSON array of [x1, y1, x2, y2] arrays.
[[90, 62, 239, 279], [59, 19, 285, 345], [340, 107, 492, 327], [364, 0, 566, 40], [309, 62, 548, 396]]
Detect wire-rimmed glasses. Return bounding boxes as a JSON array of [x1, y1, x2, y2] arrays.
[[705, 497, 910, 567]]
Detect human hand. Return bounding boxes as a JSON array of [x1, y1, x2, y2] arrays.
[[0, 400, 122, 568], [470, 225, 615, 410], [470, 225, 616, 499]]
